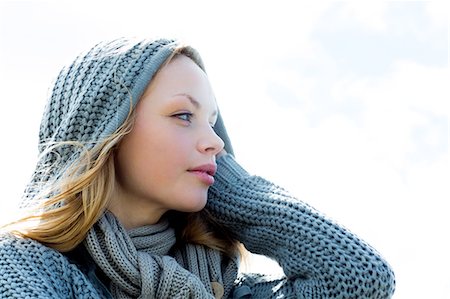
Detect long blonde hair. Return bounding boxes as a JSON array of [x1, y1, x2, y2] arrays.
[[2, 48, 241, 257]]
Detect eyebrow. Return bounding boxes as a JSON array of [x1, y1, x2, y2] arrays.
[[174, 93, 218, 117]]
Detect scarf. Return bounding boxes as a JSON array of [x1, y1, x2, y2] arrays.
[[84, 212, 239, 299]]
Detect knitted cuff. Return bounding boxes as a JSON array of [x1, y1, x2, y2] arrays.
[[207, 155, 395, 299], [214, 154, 250, 185], [208, 155, 285, 256]]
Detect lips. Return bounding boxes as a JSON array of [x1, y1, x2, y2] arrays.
[[188, 164, 217, 185], [189, 164, 217, 176]]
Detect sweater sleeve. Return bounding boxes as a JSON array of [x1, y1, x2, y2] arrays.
[[0, 234, 102, 299], [207, 155, 396, 298]]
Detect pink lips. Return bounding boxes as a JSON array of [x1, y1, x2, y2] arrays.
[[188, 164, 217, 185]]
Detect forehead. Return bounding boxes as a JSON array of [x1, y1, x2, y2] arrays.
[[160, 54, 207, 81], [141, 55, 218, 110]]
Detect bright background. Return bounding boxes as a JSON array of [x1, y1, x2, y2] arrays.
[[0, 1, 448, 298]]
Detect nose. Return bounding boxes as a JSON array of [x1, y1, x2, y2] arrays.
[[198, 125, 225, 156]]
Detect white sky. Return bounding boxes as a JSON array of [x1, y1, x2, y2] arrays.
[[0, 1, 449, 298]]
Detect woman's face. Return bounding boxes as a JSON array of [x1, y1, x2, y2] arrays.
[[112, 55, 224, 225]]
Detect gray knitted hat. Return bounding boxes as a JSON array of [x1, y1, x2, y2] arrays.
[[25, 37, 233, 202]]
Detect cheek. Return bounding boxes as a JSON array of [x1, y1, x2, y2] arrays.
[[145, 127, 192, 167], [118, 123, 193, 184]]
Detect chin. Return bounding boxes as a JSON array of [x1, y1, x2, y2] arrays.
[[171, 186, 208, 213], [179, 193, 208, 212], [187, 200, 207, 212]]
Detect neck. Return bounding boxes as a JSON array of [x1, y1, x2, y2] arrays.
[[107, 186, 167, 229]]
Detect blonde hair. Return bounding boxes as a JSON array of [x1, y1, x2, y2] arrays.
[[2, 47, 241, 257], [2, 116, 132, 251]]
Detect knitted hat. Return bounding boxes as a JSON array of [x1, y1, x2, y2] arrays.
[[24, 37, 233, 203]]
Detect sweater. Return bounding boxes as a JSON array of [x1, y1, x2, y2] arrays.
[[0, 154, 395, 298]]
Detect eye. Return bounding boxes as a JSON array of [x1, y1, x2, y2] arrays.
[[173, 112, 193, 123]]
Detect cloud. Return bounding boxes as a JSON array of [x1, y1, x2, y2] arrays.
[[333, 2, 390, 33]]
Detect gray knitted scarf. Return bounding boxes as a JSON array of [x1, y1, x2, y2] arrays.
[[84, 212, 238, 299]]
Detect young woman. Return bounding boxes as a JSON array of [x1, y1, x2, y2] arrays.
[[0, 38, 395, 298]]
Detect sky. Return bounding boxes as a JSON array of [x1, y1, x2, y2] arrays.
[[0, 1, 449, 298]]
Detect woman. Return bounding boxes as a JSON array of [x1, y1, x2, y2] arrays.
[[0, 38, 395, 298]]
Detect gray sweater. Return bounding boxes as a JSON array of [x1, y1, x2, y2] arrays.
[[0, 155, 395, 298]]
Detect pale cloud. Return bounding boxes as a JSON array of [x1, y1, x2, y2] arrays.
[[358, 61, 448, 168], [228, 5, 449, 296], [335, 2, 389, 33], [425, 1, 450, 27]]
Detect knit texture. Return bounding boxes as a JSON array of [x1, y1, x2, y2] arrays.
[[40, 38, 174, 145], [208, 155, 396, 298], [0, 234, 102, 298], [83, 211, 238, 298]]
